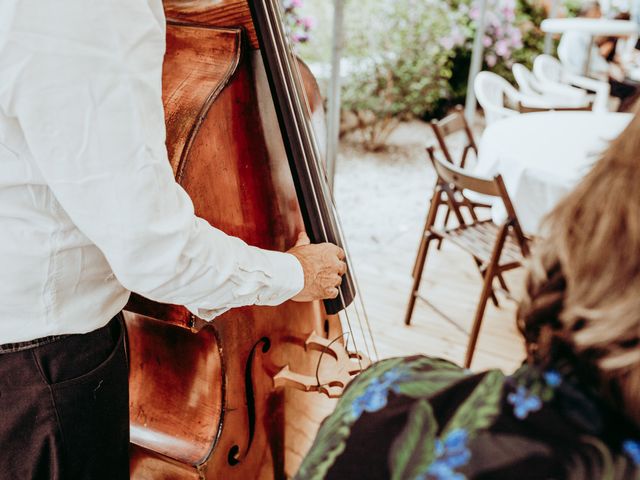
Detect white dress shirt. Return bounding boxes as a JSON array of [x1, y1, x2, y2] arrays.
[[0, 0, 304, 343]]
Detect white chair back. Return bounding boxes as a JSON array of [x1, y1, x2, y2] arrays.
[[533, 55, 564, 84], [512, 63, 541, 96], [515, 62, 592, 109], [533, 54, 610, 112], [474, 71, 519, 124]]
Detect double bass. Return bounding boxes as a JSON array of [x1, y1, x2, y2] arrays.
[[123, 1, 376, 478]]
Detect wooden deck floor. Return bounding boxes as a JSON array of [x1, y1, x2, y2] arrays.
[[334, 122, 526, 374], [347, 234, 526, 373]]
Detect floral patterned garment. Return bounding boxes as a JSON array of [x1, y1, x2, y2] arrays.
[[295, 356, 640, 480]]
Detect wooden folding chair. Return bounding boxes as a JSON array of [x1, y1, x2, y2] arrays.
[[405, 154, 530, 368], [430, 105, 478, 169], [415, 144, 508, 305], [413, 106, 490, 279]]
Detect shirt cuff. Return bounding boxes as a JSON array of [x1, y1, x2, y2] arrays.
[[185, 249, 304, 322], [255, 250, 305, 306]]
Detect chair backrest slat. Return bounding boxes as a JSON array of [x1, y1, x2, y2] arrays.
[[430, 105, 477, 168], [431, 154, 501, 197], [436, 113, 466, 137]]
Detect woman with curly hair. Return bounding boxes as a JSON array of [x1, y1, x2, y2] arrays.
[[296, 109, 640, 479]]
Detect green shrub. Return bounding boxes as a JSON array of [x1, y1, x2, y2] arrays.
[[339, 0, 457, 150], [293, 0, 548, 150]]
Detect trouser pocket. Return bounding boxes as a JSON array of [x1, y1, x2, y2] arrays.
[[40, 315, 129, 480]]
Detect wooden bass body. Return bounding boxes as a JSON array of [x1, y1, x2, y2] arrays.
[[125, 1, 364, 478]]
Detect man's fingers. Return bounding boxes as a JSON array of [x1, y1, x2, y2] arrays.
[[336, 260, 347, 276], [325, 287, 339, 299], [294, 232, 310, 247], [335, 247, 346, 261]]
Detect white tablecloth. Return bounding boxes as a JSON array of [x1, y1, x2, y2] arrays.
[[475, 111, 632, 233]]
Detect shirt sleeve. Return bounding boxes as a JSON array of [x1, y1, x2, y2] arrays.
[[0, 0, 304, 320]]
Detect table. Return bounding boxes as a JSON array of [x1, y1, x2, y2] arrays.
[[475, 111, 632, 234], [541, 18, 639, 74], [541, 18, 639, 36]]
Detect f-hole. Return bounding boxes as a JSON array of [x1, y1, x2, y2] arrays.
[[227, 337, 271, 466]]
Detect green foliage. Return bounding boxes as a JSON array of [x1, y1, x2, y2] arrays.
[[338, 0, 457, 149], [295, 0, 549, 150]]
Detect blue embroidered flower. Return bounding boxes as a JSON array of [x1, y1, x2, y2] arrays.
[[351, 368, 406, 419], [623, 439, 640, 466], [507, 385, 542, 420], [543, 370, 562, 388], [417, 429, 470, 480]]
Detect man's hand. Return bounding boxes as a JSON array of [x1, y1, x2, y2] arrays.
[[287, 232, 347, 302]]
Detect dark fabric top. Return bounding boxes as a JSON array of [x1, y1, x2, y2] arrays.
[[295, 356, 640, 480]]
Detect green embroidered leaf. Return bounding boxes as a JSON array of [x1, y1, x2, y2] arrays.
[[389, 400, 438, 480], [294, 358, 406, 480], [541, 388, 554, 402], [404, 356, 462, 373], [396, 370, 467, 398], [295, 424, 351, 480], [443, 370, 504, 437], [579, 435, 618, 480]]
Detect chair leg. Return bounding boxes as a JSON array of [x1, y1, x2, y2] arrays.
[[473, 259, 499, 307], [464, 227, 508, 368], [405, 234, 436, 326], [412, 218, 430, 279], [464, 269, 495, 369], [436, 208, 451, 251], [497, 274, 509, 293], [413, 189, 443, 278]]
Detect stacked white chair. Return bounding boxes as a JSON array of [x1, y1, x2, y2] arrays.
[[533, 54, 610, 112], [512, 63, 592, 109], [474, 71, 556, 124]]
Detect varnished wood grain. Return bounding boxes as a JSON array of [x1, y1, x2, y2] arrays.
[[127, 16, 346, 480], [164, 0, 259, 48]]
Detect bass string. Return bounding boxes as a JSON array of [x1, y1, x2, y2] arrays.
[[272, 4, 378, 363], [271, 3, 373, 366], [270, 0, 378, 364], [261, 0, 365, 365], [265, 1, 378, 367], [262, 2, 359, 360]]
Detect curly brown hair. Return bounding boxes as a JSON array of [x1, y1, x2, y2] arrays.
[[517, 108, 640, 427]]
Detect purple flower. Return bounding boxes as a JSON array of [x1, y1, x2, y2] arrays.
[[440, 36, 456, 50], [482, 35, 493, 48], [507, 385, 543, 420], [495, 39, 510, 57], [502, 7, 516, 22], [300, 16, 315, 29], [486, 53, 497, 67]]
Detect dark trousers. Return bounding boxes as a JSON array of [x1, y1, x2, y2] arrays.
[[0, 314, 129, 480]]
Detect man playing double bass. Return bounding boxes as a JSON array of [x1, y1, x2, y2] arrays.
[[0, 1, 346, 478]]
